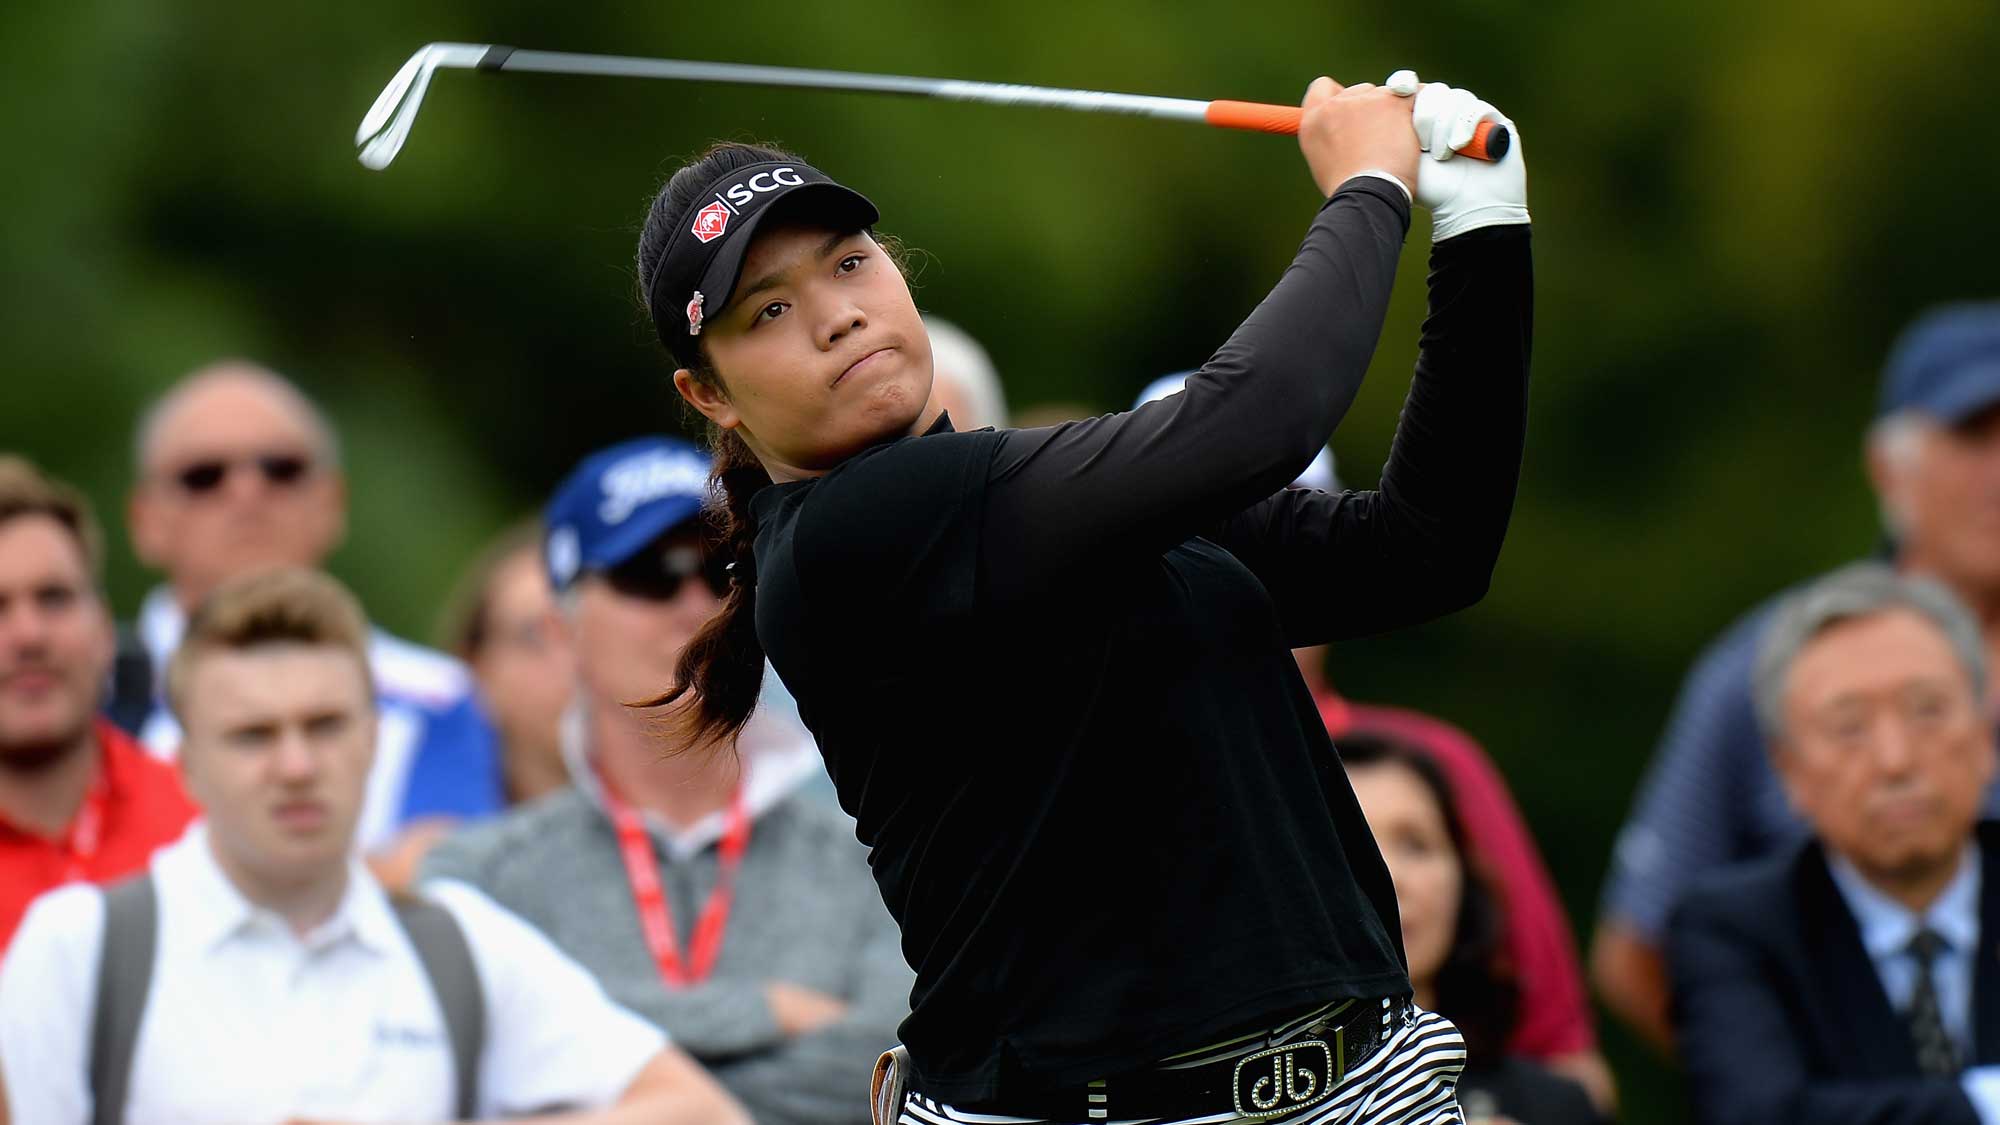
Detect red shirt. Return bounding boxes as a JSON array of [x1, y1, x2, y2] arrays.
[[0, 720, 199, 951], [1320, 693, 1597, 1059]]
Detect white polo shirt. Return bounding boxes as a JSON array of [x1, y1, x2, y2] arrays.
[[0, 825, 666, 1124]]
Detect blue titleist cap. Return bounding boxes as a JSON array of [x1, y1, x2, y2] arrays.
[[1879, 302, 2000, 423], [544, 437, 712, 592]]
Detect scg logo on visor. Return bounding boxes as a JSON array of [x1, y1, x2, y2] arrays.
[[724, 167, 804, 206], [689, 168, 806, 242]]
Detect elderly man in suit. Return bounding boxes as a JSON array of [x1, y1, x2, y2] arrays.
[[1668, 563, 2000, 1125]]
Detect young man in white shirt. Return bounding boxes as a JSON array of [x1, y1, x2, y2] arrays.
[[0, 567, 749, 1125]]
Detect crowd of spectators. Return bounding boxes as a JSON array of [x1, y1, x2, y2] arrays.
[[2, 302, 1998, 1123]]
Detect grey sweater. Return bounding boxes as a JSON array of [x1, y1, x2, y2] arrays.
[[421, 776, 912, 1125]]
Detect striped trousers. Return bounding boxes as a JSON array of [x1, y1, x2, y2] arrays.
[[897, 1006, 1467, 1125]]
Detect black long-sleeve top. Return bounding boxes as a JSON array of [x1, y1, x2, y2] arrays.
[[748, 176, 1533, 1106]]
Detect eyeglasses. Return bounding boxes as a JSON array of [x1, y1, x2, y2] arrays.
[[601, 540, 731, 603], [171, 453, 313, 496], [489, 618, 558, 656], [1810, 687, 1971, 751]]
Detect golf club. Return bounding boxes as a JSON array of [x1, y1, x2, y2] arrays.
[[355, 43, 1510, 171]]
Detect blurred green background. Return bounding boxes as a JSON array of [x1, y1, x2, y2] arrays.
[[6, 0, 2000, 1118]]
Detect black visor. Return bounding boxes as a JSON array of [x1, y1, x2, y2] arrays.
[[647, 160, 879, 365]]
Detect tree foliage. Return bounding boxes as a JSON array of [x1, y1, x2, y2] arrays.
[[4, 1, 1997, 1112]]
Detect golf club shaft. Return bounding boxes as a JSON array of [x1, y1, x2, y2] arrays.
[[475, 46, 1508, 158]]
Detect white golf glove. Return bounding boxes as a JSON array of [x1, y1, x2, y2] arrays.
[[1386, 70, 1529, 241]]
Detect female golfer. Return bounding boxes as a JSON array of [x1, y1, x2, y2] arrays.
[[638, 71, 1531, 1125]]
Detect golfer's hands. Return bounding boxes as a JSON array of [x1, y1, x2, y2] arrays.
[[1386, 70, 1529, 241], [1298, 77, 1420, 201], [766, 981, 849, 1037]]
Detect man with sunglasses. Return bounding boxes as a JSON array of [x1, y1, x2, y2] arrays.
[[123, 361, 505, 854], [421, 437, 912, 1125]]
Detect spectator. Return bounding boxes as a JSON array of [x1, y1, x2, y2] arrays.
[[1668, 564, 2000, 1125], [1325, 696, 1613, 1111], [1595, 302, 2000, 1049], [0, 456, 195, 951], [1345, 732, 1604, 1125], [423, 437, 912, 1125], [1134, 373, 1608, 1107], [123, 359, 504, 853], [923, 314, 1009, 430], [440, 519, 574, 805], [0, 568, 748, 1125]]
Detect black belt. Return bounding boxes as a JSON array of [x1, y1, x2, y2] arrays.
[[998, 996, 1411, 1122]]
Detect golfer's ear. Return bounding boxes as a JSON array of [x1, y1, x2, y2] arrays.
[[673, 368, 741, 431]]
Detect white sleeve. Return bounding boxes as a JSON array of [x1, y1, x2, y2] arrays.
[[421, 879, 667, 1116], [0, 886, 105, 1125], [1964, 1066, 2000, 1125]]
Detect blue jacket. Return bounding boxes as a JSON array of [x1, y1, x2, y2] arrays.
[[1667, 823, 2000, 1125]]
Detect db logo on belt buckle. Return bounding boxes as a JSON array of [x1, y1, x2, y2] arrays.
[[1231, 1034, 1340, 1119]]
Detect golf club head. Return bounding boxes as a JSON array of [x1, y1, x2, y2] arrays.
[[356, 43, 491, 170]]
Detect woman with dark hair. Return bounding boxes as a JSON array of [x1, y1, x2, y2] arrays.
[[439, 519, 574, 805], [1343, 734, 1606, 1125], [369, 521, 577, 892], [636, 71, 1532, 1125]]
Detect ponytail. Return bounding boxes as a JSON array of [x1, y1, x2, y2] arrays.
[[634, 139, 908, 749], [637, 423, 770, 749], [633, 141, 798, 751]]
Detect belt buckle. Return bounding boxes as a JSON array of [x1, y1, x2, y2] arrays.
[[1230, 1030, 1340, 1119]]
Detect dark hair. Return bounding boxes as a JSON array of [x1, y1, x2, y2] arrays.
[[1338, 732, 1518, 1064], [435, 518, 544, 661], [631, 142, 800, 748]]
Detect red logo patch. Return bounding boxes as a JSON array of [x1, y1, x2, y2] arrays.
[[691, 202, 731, 244], [686, 292, 705, 336]]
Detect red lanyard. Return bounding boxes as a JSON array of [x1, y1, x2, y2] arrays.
[[602, 774, 751, 988], [61, 768, 111, 884]]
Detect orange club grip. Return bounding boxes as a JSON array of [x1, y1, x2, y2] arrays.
[[1203, 100, 1304, 135], [1203, 100, 1510, 162]]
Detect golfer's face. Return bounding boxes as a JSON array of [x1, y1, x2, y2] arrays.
[[699, 223, 932, 473]]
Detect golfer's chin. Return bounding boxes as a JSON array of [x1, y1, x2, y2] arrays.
[[809, 383, 930, 465], [874, 366, 937, 434]]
